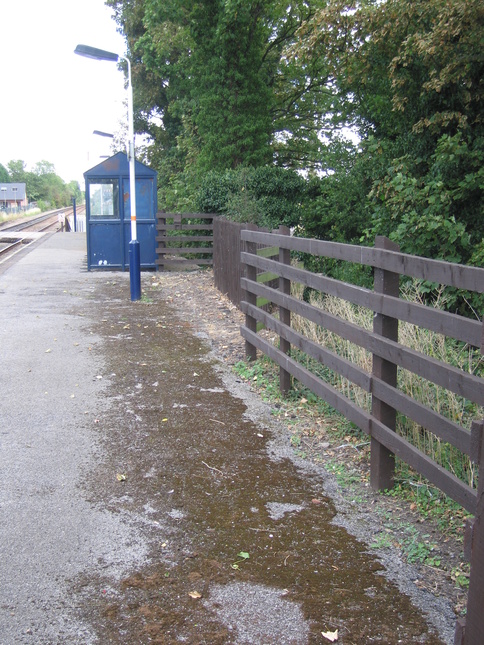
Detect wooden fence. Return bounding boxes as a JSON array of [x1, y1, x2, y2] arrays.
[[213, 218, 249, 304], [156, 212, 215, 270], [213, 218, 282, 306], [240, 230, 484, 645]]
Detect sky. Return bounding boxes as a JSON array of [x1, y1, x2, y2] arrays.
[[0, 0, 128, 187]]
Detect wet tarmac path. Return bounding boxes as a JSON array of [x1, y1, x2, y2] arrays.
[[75, 277, 450, 644]]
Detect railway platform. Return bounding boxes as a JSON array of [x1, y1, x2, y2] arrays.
[[0, 232, 457, 644]]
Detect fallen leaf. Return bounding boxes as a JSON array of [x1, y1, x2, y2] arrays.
[[322, 629, 338, 642], [188, 591, 202, 599], [231, 551, 250, 569]]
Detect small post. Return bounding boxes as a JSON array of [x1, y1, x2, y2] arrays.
[[158, 212, 166, 272], [278, 225, 291, 394], [244, 224, 258, 361], [371, 236, 400, 491], [72, 198, 77, 232], [457, 420, 484, 645]]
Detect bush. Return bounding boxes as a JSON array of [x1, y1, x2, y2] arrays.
[[196, 166, 306, 229]]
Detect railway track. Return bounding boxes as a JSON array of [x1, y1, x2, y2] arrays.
[[0, 206, 84, 264], [0, 209, 64, 233]]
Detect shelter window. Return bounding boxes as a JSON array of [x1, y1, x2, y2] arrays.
[[89, 180, 119, 219]]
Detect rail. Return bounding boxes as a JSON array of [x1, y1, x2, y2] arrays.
[[0, 209, 66, 233]]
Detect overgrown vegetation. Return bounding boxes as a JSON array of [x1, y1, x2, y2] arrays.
[[107, 0, 482, 281]]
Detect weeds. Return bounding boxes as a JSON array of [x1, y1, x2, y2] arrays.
[[289, 280, 483, 489]]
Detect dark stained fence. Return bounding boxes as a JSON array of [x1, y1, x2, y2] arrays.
[[213, 218, 250, 305], [239, 230, 484, 645], [156, 213, 215, 270], [213, 218, 285, 307]]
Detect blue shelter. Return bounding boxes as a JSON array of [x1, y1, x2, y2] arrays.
[[84, 152, 157, 270]]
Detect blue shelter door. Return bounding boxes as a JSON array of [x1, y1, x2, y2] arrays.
[[87, 178, 123, 268], [123, 177, 157, 268]]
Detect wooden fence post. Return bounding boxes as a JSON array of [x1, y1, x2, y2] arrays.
[[278, 226, 291, 394], [455, 420, 484, 645], [244, 224, 258, 362], [371, 236, 400, 491], [157, 212, 166, 271]]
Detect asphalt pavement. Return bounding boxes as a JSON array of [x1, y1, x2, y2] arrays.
[[0, 232, 456, 644], [0, 234, 149, 643]]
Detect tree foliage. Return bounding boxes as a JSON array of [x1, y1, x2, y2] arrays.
[[297, 0, 484, 268], [0, 163, 9, 183], [107, 0, 335, 207], [196, 166, 306, 229], [107, 0, 483, 289], [4, 159, 80, 207]]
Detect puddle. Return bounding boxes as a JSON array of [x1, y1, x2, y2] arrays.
[[72, 280, 453, 644]]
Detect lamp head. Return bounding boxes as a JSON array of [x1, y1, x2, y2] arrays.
[[74, 44, 119, 63]]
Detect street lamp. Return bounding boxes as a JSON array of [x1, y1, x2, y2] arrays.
[[74, 44, 141, 301], [93, 130, 114, 138], [93, 130, 114, 161]]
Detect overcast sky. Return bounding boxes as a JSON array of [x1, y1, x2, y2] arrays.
[[1, 0, 128, 186]]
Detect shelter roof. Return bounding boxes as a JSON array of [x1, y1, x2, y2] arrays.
[[84, 152, 157, 179]]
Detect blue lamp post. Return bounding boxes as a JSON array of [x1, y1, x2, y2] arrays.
[[74, 44, 141, 301]]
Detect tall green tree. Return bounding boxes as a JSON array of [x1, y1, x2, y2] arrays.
[[107, 0, 335, 208], [296, 0, 484, 267], [7, 160, 29, 183], [5, 159, 79, 207], [0, 163, 9, 183]]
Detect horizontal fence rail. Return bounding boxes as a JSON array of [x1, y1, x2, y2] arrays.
[[156, 213, 215, 270], [239, 230, 484, 645]]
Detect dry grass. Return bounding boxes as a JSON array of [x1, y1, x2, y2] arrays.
[[289, 281, 484, 488]]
